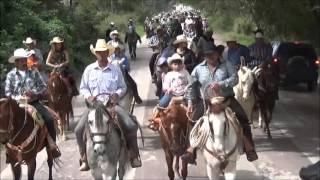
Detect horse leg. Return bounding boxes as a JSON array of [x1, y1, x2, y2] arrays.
[[61, 112, 67, 141], [206, 164, 220, 180], [164, 149, 175, 180], [118, 147, 127, 180], [27, 158, 36, 180], [173, 155, 181, 178], [265, 109, 272, 139], [47, 147, 54, 180], [258, 107, 264, 128], [181, 158, 188, 180], [224, 161, 237, 180], [10, 162, 21, 180]]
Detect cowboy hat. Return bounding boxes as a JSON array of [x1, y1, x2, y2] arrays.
[[226, 35, 237, 42], [8, 48, 30, 63], [255, 32, 264, 38], [167, 53, 183, 65], [90, 39, 115, 56], [203, 44, 218, 55], [23, 37, 35, 45], [50, 36, 64, 44], [110, 30, 119, 37], [173, 35, 188, 45]]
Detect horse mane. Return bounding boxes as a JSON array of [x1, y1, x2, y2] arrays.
[[48, 72, 68, 94]]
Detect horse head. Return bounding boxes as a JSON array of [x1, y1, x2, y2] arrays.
[[162, 102, 188, 155], [238, 66, 255, 100], [0, 98, 23, 143], [253, 62, 279, 95], [85, 100, 114, 155]]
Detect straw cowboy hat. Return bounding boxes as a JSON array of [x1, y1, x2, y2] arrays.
[[23, 37, 35, 45], [173, 35, 188, 45], [50, 36, 64, 44], [109, 30, 119, 37], [90, 39, 115, 56], [226, 35, 237, 42], [167, 53, 184, 65], [8, 48, 30, 63]]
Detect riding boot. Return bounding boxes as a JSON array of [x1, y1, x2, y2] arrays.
[[79, 152, 90, 171], [124, 70, 142, 104], [242, 126, 258, 162], [46, 134, 61, 159], [126, 132, 142, 168]]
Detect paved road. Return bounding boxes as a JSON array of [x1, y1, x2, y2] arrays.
[[1, 40, 319, 180]]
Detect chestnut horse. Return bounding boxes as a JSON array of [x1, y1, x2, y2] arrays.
[[149, 100, 190, 180], [47, 71, 73, 140], [0, 98, 56, 180]]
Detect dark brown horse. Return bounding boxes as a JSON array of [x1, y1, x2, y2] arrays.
[[47, 71, 73, 140], [149, 100, 190, 180], [0, 98, 56, 180], [253, 61, 279, 138]]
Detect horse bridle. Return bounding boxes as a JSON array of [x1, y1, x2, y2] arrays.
[[0, 98, 14, 137]]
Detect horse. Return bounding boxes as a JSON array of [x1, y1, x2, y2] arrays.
[[85, 100, 129, 180], [0, 98, 57, 180], [47, 70, 73, 140], [125, 27, 140, 60], [149, 100, 190, 180], [189, 97, 242, 180], [252, 61, 279, 139], [233, 66, 256, 125]]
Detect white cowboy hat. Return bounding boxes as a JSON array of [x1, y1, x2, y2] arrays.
[[110, 21, 115, 25], [255, 32, 264, 38], [173, 35, 188, 45], [50, 36, 64, 44], [167, 53, 183, 65], [110, 30, 119, 37], [23, 37, 35, 45], [90, 39, 115, 57], [8, 48, 30, 63]]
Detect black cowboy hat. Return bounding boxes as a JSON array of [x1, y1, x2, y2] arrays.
[[203, 44, 218, 55]]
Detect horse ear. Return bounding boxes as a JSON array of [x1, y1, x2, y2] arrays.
[[85, 99, 94, 109]]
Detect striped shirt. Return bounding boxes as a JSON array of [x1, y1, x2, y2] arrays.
[[248, 42, 273, 69], [5, 68, 46, 101], [79, 61, 127, 102]]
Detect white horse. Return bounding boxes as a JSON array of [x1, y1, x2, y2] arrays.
[[190, 97, 242, 180], [233, 66, 257, 125], [86, 101, 129, 180]]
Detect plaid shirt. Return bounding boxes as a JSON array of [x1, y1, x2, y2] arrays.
[[5, 68, 46, 100]]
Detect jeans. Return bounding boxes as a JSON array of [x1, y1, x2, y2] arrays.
[[75, 105, 138, 155], [158, 93, 172, 108], [29, 101, 56, 141]]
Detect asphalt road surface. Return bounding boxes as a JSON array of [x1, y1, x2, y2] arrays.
[[1, 38, 319, 180]]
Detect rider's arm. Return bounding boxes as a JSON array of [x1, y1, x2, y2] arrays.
[[217, 62, 238, 88], [46, 50, 56, 68], [60, 50, 70, 67], [115, 66, 127, 98], [79, 67, 92, 99], [4, 72, 15, 99], [32, 71, 47, 96]]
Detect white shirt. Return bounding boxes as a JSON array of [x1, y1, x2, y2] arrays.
[[162, 69, 191, 96]]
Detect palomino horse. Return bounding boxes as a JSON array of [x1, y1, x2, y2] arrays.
[[252, 61, 279, 139], [0, 98, 57, 180], [47, 70, 73, 140], [233, 66, 256, 125], [85, 100, 129, 180], [149, 100, 189, 180], [190, 97, 242, 180]]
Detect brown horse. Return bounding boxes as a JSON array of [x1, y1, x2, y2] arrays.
[[253, 61, 279, 138], [149, 100, 190, 180], [0, 98, 56, 180], [47, 71, 73, 140]]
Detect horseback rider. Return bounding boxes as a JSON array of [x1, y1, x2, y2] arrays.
[[225, 36, 250, 69], [107, 30, 126, 56], [75, 39, 142, 171], [248, 29, 273, 69], [5, 48, 61, 158], [109, 43, 143, 104], [124, 25, 142, 60], [181, 44, 259, 164], [105, 22, 117, 42], [173, 35, 198, 74], [46, 36, 79, 96], [158, 53, 191, 108], [197, 29, 215, 62], [128, 18, 136, 32], [23, 37, 47, 81]]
